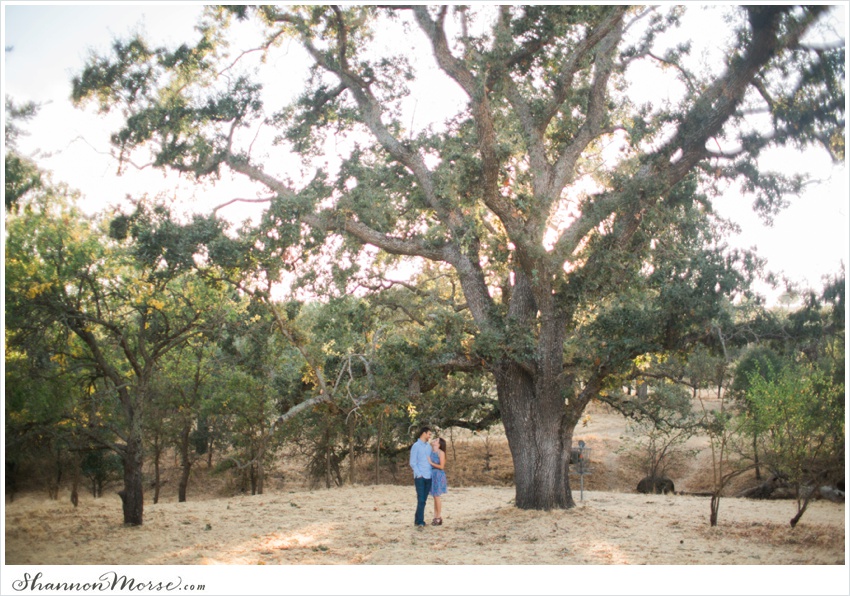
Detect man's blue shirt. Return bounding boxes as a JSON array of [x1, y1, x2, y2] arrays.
[[409, 439, 432, 479]]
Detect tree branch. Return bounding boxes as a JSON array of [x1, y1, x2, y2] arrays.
[[541, 8, 628, 132], [549, 16, 624, 197], [212, 196, 274, 214], [412, 6, 528, 251], [665, 6, 825, 182]]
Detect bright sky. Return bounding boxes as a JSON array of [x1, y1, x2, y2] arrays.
[[2, 2, 847, 306]]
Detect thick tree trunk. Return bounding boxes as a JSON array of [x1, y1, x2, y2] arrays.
[[494, 269, 577, 510], [6, 461, 18, 502], [120, 432, 145, 526], [496, 362, 575, 510]]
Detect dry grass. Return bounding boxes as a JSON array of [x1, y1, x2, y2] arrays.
[[4, 399, 846, 587], [698, 520, 846, 550], [4, 485, 845, 566]]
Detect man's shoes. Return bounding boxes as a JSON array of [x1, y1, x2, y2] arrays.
[[415, 523, 426, 529]]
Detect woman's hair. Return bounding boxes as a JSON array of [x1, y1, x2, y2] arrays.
[[438, 438, 447, 452]]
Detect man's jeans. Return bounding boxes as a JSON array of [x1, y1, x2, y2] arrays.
[[414, 477, 432, 526]]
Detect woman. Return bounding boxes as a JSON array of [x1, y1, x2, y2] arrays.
[[429, 437, 448, 526]]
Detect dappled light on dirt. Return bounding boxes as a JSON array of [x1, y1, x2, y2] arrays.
[[5, 485, 843, 566]]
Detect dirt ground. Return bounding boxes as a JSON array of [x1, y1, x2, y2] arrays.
[[4, 484, 845, 565], [3, 401, 847, 595]]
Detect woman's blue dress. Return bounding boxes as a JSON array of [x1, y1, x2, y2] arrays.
[[430, 451, 447, 496]]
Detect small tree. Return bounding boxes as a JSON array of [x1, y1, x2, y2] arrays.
[[618, 382, 700, 488], [149, 336, 220, 503], [732, 346, 784, 480], [211, 355, 286, 495], [699, 403, 755, 526], [744, 364, 845, 527], [688, 323, 754, 526]]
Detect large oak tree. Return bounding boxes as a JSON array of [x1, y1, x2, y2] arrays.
[[72, 5, 844, 509]]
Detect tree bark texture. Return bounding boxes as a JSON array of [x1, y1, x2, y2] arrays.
[[121, 432, 145, 526], [496, 274, 577, 509], [496, 362, 576, 510], [710, 494, 720, 527]]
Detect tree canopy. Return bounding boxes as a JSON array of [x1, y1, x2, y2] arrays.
[[67, 5, 845, 510]]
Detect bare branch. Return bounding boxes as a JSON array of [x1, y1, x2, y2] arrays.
[[799, 40, 844, 52], [212, 196, 274, 214], [646, 50, 698, 94], [550, 189, 625, 264], [217, 28, 287, 77]]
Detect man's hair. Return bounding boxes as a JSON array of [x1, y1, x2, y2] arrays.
[[418, 426, 431, 438]]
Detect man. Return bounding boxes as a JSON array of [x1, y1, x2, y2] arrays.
[[409, 426, 433, 528]]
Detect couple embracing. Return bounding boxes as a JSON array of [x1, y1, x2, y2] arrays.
[[409, 426, 448, 528]]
